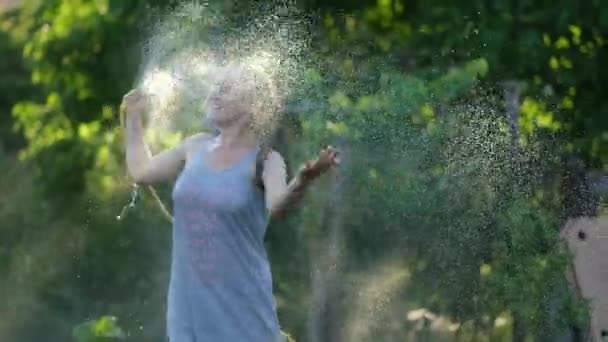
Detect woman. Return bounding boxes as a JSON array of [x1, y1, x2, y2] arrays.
[[122, 64, 339, 342]]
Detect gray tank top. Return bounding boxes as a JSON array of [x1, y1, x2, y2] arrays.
[[168, 137, 283, 341]]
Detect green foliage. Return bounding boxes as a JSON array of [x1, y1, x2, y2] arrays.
[[0, 10, 31, 150], [6, 0, 153, 200], [401, 0, 608, 167], [480, 200, 581, 336], [73, 316, 126, 342]]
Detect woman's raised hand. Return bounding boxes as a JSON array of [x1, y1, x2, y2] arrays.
[[121, 89, 148, 117]]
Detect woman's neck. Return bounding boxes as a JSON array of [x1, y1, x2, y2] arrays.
[[215, 123, 257, 148]]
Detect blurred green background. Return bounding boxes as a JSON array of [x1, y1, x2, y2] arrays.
[[1, 0, 607, 341]]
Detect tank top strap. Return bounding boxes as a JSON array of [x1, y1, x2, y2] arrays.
[[237, 144, 261, 172]]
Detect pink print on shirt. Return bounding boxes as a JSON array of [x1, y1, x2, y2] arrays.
[[183, 209, 223, 284], [174, 174, 248, 285]]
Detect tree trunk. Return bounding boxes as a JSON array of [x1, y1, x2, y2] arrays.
[[502, 80, 522, 156], [502, 80, 528, 342]]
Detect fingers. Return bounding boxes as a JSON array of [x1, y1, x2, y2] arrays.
[[122, 88, 149, 115], [322, 145, 340, 166], [123, 89, 138, 101], [123, 89, 146, 104], [300, 145, 341, 181], [125, 88, 142, 97], [330, 148, 339, 163], [333, 155, 341, 166]]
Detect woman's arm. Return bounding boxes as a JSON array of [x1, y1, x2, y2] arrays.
[[263, 147, 339, 220], [262, 151, 305, 220], [123, 89, 204, 184]]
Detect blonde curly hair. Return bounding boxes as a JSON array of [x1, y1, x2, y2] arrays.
[[210, 58, 281, 139]]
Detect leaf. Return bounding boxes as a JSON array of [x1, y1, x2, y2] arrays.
[[72, 316, 125, 342]]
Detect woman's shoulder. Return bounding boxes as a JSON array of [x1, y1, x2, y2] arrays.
[[185, 132, 213, 144]]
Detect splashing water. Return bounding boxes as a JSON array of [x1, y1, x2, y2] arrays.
[[134, 1, 309, 150], [119, 2, 574, 341]]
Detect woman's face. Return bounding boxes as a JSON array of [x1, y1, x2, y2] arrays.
[[205, 67, 253, 128]]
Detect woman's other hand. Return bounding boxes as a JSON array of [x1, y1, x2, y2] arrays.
[[299, 145, 340, 183]]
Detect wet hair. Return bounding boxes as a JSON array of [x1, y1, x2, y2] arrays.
[[209, 61, 280, 139], [238, 64, 282, 192]]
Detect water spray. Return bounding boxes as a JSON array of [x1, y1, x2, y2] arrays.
[[116, 102, 176, 224], [115, 68, 218, 224]]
